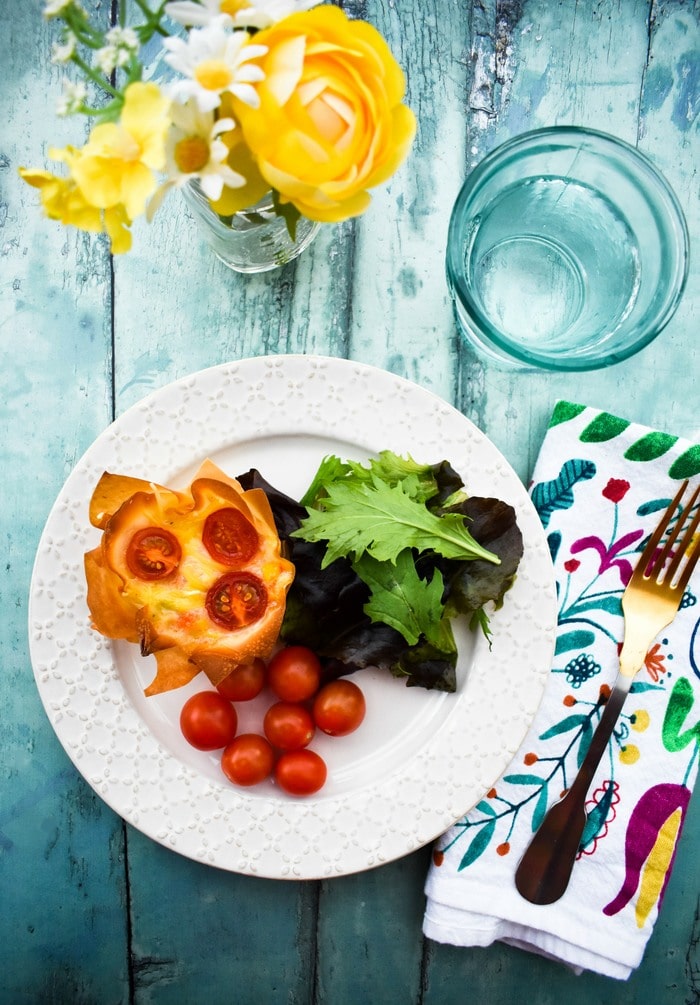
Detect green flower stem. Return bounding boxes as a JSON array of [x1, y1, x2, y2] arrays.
[[72, 52, 122, 99]]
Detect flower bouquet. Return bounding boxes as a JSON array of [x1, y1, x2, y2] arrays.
[[21, 0, 416, 268]]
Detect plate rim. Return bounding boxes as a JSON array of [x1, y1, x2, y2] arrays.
[[28, 354, 557, 879]]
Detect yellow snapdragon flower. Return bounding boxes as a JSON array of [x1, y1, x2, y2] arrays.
[[70, 82, 171, 220]]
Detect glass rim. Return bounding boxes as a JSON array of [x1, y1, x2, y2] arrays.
[[446, 126, 690, 371]]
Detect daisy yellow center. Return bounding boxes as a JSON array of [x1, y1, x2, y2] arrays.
[[219, 0, 251, 14], [174, 135, 211, 173], [194, 59, 235, 92]]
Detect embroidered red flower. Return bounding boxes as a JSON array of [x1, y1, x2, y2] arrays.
[[602, 478, 630, 503], [644, 642, 666, 682], [564, 558, 580, 573]]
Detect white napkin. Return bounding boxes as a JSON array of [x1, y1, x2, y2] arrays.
[[423, 401, 700, 980]]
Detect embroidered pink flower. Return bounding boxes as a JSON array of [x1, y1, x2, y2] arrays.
[[570, 528, 643, 584], [602, 478, 630, 503]]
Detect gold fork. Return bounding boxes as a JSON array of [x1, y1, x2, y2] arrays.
[[515, 479, 700, 905]]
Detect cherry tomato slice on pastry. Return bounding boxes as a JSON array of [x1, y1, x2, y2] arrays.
[[206, 572, 268, 630], [203, 507, 259, 566], [126, 527, 182, 581]]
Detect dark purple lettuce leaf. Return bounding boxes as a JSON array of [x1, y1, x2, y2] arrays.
[[237, 468, 458, 691]]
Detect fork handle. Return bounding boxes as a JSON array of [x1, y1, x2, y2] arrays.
[[514, 675, 632, 905]]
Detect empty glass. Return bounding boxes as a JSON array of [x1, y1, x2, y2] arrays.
[[446, 127, 689, 371]]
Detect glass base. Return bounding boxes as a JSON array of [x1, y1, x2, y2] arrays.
[[182, 181, 320, 273]]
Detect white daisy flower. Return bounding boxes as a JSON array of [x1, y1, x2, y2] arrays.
[[148, 99, 245, 219], [162, 16, 267, 112], [56, 79, 87, 116], [165, 0, 321, 30]]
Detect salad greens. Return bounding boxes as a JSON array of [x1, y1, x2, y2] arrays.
[[238, 451, 523, 692]]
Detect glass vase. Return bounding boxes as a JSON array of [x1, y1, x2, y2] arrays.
[[182, 180, 320, 274]]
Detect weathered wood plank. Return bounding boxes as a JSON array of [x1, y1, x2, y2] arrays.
[[0, 2, 129, 1001]]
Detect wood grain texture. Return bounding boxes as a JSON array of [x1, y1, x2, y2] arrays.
[[1, 0, 698, 1001]]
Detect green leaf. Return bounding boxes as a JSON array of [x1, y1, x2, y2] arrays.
[[502, 773, 543, 786], [271, 189, 301, 240], [580, 779, 617, 849], [565, 595, 623, 618], [531, 459, 596, 528], [355, 550, 450, 649], [294, 476, 499, 567], [539, 714, 588, 740], [555, 630, 596, 655], [299, 455, 352, 507], [577, 717, 593, 768], [669, 446, 700, 480], [579, 413, 630, 442], [532, 782, 549, 832], [475, 800, 497, 817], [624, 432, 678, 462], [549, 401, 587, 428], [458, 820, 496, 870]]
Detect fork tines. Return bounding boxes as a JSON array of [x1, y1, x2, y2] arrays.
[[641, 479, 700, 590]]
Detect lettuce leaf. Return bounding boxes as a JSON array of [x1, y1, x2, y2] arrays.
[[237, 453, 522, 693]]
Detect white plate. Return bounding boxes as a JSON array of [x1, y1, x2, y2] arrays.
[[28, 355, 557, 879]]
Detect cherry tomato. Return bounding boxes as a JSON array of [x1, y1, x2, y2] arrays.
[[126, 527, 181, 581], [216, 658, 266, 701], [180, 691, 238, 750], [203, 507, 259, 567], [221, 734, 274, 787], [312, 679, 366, 736], [267, 646, 321, 702], [274, 749, 327, 796], [206, 572, 267, 630], [263, 701, 315, 751]]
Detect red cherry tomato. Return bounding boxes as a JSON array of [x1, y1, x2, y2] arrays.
[[126, 527, 181, 580], [216, 658, 266, 701], [221, 734, 274, 786], [267, 646, 321, 702], [205, 572, 267, 630], [312, 679, 366, 736], [180, 691, 238, 750], [263, 701, 315, 751], [274, 749, 327, 796], [203, 507, 259, 566]]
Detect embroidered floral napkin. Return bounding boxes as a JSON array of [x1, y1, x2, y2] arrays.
[[423, 401, 700, 980]]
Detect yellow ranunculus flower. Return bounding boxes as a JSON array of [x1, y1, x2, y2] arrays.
[[70, 81, 171, 220], [233, 5, 416, 222]]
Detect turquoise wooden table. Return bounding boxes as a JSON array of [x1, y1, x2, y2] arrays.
[[2, 0, 699, 1002]]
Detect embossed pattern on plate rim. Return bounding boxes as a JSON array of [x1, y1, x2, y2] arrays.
[[28, 355, 557, 879]]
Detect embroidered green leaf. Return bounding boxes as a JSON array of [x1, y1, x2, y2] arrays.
[[638, 497, 674, 517], [555, 630, 596, 655], [548, 531, 562, 564], [630, 681, 665, 693], [531, 782, 549, 832], [549, 401, 586, 428], [539, 714, 588, 740], [530, 459, 596, 528], [580, 779, 617, 849], [669, 445, 700, 480], [662, 677, 700, 752], [577, 717, 593, 768], [579, 413, 630, 443], [565, 595, 623, 618], [458, 820, 496, 870], [475, 800, 497, 817], [502, 773, 544, 785], [624, 432, 678, 462]]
